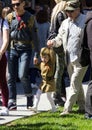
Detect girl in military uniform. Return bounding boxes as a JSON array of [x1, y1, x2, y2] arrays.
[[30, 47, 56, 112]]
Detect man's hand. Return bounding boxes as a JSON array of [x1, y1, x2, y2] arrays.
[[33, 57, 38, 65], [47, 40, 54, 48]]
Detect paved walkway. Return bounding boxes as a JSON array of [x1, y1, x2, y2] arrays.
[[0, 83, 52, 125], [0, 82, 89, 125]]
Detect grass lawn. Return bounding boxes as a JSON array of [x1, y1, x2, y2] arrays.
[[0, 106, 92, 130]]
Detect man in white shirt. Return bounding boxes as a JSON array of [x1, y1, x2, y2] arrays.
[[47, 0, 88, 116]]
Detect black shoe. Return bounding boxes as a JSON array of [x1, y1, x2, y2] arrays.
[[27, 95, 33, 109], [84, 113, 92, 119], [8, 102, 17, 110], [54, 98, 65, 106], [53, 93, 65, 106], [0, 100, 2, 106]]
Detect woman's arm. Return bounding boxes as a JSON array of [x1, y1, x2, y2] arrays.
[[0, 28, 9, 59]]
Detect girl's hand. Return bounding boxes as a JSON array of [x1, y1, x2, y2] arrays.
[[33, 57, 38, 65]]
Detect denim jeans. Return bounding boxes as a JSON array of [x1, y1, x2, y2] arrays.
[[7, 48, 32, 101]]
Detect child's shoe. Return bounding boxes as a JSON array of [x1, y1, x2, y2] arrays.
[[29, 106, 37, 113]]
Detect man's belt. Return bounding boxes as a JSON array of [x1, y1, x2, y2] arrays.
[[11, 40, 31, 44]]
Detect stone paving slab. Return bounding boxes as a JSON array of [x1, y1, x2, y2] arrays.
[[0, 93, 51, 125]]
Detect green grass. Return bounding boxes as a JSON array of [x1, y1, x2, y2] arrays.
[[0, 106, 92, 130]]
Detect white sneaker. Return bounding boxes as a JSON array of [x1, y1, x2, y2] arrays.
[[0, 107, 9, 116], [60, 110, 70, 116], [29, 106, 37, 113]]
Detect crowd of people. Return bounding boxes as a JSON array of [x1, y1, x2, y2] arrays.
[[0, 0, 92, 119]]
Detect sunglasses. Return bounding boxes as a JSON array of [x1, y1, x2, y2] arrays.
[[11, 2, 21, 7], [66, 10, 75, 13]]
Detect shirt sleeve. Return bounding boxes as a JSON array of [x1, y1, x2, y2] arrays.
[[3, 19, 9, 30]]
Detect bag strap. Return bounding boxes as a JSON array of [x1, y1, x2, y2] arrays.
[[1, 18, 4, 32]]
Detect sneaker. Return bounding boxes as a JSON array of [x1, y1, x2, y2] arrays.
[[27, 95, 33, 109], [84, 113, 92, 119], [60, 110, 70, 116], [8, 102, 17, 110], [29, 106, 37, 112], [0, 107, 9, 116], [53, 95, 65, 106]]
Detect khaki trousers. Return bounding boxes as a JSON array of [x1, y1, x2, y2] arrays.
[[64, 59, 88, 111]]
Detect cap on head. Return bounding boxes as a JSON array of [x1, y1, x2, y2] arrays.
[[65, 0, 80, 11], [55, 0, 68, 4]]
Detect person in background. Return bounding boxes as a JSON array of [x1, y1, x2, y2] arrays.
[[6, 0, 39, 110], [35, 3, 43, 15], [0, 6, 12, 107], [25, 0, 35, 15], [84, 0, 92, 119], [2, 6, 12, 18], [36, 9, 50, 49], [48, 0, 67, 106], [0, 1, 9, 115], [47, 0, 88, 116], [42, 4, 51, 22], [30, 47, 56, 113], [27, 9, 50, 109]]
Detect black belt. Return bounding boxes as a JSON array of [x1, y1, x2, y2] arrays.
[[11, 40, 31, 44]]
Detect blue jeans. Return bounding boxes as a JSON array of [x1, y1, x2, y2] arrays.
[[7, 49, 32, 101]]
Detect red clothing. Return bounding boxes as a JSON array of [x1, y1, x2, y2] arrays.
[[0, 54, 9, 107]]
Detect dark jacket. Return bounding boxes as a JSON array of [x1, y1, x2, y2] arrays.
[[48, 11, 66, 54], [48, 11, 65, 39], [6, 11, 39, 58], [85, 11, 92, 66]]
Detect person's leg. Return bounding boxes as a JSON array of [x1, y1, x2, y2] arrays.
[[27, 95, 33, 109], [33, 89, 42, 108], [18, 50, 32, 96], [0, 54, 9, 115], [85, 80, 92, 118], [18, 50, 33, 108], [47, 92, 57, 112], [7, 49, 18, 110], [54, 53, 65, 106], [61, 60, 87, 115], [0, 54, 9, 107], [29, 89, 42, 112]]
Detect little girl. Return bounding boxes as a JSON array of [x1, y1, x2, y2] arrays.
[[30, 47, 57, 112]]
